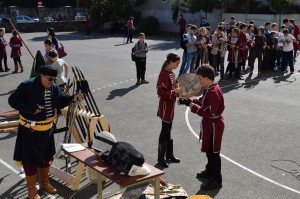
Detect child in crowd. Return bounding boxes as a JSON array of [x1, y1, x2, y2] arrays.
[[49, 49, 68, 91], [44, 39, 54, 65], [211, 25, 227, 79], [0, 28, 9, 72], [279, 28, 295, 74], [226, 28, 243, 79], [9, 30, 23, 73], [270, 31, 278, 70], [197, 27, 211, 66], [277, 25, 286, 70], [239, 23, 251, 73], [248, 27, 267, 75]]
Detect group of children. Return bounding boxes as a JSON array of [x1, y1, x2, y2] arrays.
[[0, 26, 68, 92], [179, 18, 299, 80], [0, 28, 23, 73]]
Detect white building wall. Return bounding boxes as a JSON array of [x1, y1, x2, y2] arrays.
[[223, 13, 300, 27]]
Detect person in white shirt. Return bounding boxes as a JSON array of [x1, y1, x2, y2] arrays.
[[48, 49, 68, 89], [279, 28, 295, 73], [277, 25, 285, 70]]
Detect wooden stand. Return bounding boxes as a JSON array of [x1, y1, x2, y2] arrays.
[[50, 107, 110, 190], [63, 145, 164, 199]]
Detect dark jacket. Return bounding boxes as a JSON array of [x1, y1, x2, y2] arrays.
[[8, 76, 73, 121]]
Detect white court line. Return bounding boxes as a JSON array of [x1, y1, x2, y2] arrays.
[[90, 74, 159, 93], [0, 158, 19, 175], [184, 74, 300, 195], [0, 159, 56, 199]]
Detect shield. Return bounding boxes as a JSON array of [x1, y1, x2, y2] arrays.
[[177, 73, 202, 98], [30, 50, 46, 78]]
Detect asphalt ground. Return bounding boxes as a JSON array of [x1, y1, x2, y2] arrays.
[[1, 32, 300, 199]]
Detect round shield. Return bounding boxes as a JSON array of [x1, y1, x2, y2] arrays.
[[177, 73, 202, 98]]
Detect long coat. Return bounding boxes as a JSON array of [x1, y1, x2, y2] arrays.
[[157, 67, 177, 122], [227, 33, 244, 63], [9, 35, 22, 58], [8, 76, 73, 165], [190, 83, 225, 153]]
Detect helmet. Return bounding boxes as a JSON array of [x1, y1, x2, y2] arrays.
[[92, 131, 117, 155]]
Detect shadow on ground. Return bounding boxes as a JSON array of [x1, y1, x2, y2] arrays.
[[106, 85, 139, 100]]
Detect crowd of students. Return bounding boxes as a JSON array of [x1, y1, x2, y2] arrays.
[[178, 16, 300, 80]]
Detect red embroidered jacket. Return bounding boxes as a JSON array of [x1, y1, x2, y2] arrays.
[[191, 83, 225, 153], [157, 67, 177, 122]]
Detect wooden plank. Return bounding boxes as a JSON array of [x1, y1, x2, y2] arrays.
[[72, 125, 84, 143], [71, 162, 85, 190], [99, 115, 109, 132], [0, 120, 19, 129], [97, 173, 103, 199], [0, 127, 17, 133], [154, 176, 160, 199], [50, 165, 75, 185]]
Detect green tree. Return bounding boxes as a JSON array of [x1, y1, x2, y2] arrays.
[[171, 0, 222, 22], [268, 0, 292, 31], [267, 0, 292, 12], [83, 0, 139, 17]]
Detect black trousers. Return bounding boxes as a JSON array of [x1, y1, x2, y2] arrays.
[[249, 50, 263, 72], [205, 131, 222, 182], [135, 58, 146, 81], [127, 29, 133, 43], [262, 48, 272, 71], [281, 50, 294, 72], [226, 62, 241, 78], [159, 121, 172, 144]]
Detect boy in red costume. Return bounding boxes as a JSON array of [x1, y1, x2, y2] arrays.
[[179, 64, 225, 190]]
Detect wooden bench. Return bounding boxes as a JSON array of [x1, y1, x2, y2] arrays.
[[62, 145, 164, 199]]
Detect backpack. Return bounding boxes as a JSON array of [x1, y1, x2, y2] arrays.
[[131, 46, 137, 61]]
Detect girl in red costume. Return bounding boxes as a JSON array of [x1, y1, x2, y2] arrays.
[[157, 53, 181, 168]]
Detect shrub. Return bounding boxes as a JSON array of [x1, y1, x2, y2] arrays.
[[138, 16, 160, 35]]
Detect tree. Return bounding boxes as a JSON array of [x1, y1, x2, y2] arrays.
[[268, 0, 292, 30], [80, 0, 145, 23], [171, 0, 222, 22], [267, 0, 292, 12]]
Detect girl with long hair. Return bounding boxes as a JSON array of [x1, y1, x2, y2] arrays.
[[156, 52, 181, 168]]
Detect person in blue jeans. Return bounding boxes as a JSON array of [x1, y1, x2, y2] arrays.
[[178, 24, 191, 76], [179, 25, 200, 75]]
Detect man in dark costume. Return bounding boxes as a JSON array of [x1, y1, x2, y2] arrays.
[[8, 65, 82, 199]]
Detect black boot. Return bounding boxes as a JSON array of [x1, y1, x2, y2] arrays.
[[158, 143, 168, 168], [166, 139, 180, 163]]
